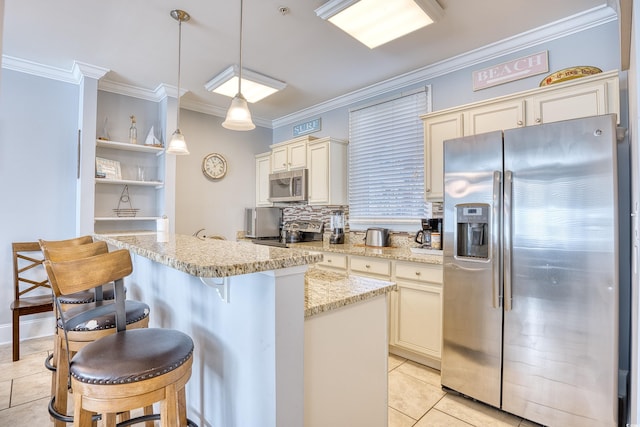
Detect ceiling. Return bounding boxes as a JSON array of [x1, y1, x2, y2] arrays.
[[2, 0, 615, 126]]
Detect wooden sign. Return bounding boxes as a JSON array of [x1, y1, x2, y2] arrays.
[[293, 118, 321, 137], [473, 51, 549, 91]]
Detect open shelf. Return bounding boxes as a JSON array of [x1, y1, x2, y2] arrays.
[[95, 216, 161, 222], [96, 139, 164, 155], [95, 178, 163, 189]]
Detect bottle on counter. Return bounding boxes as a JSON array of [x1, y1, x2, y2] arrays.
[[129, 115, 138, 144]]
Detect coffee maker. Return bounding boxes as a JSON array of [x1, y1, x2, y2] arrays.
[[329, 210, 345, 244], [415, 218, 443, 249]]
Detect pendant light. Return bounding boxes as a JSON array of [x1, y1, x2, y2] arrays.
[[222, 0, 256, 131], [167, 9, 191, 155]]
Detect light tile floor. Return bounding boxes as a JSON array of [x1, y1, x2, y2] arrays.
[[0, 336, 543, 426]]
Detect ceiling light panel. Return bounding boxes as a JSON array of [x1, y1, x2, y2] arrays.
[[205, 65, 286, 103], [316, 0, 443, 49]]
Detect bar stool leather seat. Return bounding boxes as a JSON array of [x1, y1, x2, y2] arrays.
[[70, 328, 193, 385], [58, 300, 149, 333]]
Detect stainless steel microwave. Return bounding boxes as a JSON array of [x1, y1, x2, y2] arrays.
[[269, 169, 308, 202]]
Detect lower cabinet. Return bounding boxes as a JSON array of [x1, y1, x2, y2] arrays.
[[310, 251, 348, 271], [389, 261, 443, 369], [311, 251, 443, 369]]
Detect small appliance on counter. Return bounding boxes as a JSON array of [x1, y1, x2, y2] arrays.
[[364, 227, 389, 247], [329, 210, 345, 244], [282, 220, 323, 244], [245, 207, 281, 239], [251, 219, 323, 248], [415, 218, 443, 250]]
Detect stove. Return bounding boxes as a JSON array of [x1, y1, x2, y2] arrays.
[[251, 220, 323, 248]]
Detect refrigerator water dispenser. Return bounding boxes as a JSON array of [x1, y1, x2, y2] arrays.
[[456, 204, 489, 259]]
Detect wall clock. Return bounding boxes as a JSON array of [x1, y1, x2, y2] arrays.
[[202, 153, 227, 180]]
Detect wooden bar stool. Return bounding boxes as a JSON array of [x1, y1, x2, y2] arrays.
[[40, 241, 151, 427], [44, 248, 196, 427], [40, 236, 118, 309]]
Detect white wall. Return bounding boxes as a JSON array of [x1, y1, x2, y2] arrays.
[[0, 69, 79, 339], [629, 1, 639, 422], [174, 109, 272, 240]]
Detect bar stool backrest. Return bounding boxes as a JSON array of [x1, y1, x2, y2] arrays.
[[40, 240, 108, 263], [44, 249, 132, 333], [39, 235, 93, 249]]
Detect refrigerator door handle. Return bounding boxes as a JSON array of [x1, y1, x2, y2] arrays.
[[492, 170, 502, 309], [504, 170, 513, 311]]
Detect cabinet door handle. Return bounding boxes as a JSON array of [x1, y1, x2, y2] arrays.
[[365, 264, 371, 268], [327, 259, 332, 263], [415, 271, 421, 276], [517, 120, 523, 126], [535, 118, 542, 124]]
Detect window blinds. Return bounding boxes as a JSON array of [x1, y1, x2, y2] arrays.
[[348, 88, 429, 230]]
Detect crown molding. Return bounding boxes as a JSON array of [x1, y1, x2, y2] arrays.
[[271, 4, 617, 128], [1, 5, 617, 129], [180, 97, 272, 129]]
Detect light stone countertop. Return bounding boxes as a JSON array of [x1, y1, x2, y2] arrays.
[[289, 240, 443, 265], [95, 233, 323, 278], [95, 233, 396, 318], [304, 267, 396, 318]]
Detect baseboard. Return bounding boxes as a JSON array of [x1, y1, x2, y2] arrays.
[[0, 316, 55, 345], [389, 345, 441, 371]]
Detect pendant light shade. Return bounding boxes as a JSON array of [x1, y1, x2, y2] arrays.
[[167, 129, 189, 155], [222, 0, 256, 131], [167, 9, 190, 155], [223, 93, 255, 131]]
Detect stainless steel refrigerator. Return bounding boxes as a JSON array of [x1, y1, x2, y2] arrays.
[[441, 114, 619, 427]]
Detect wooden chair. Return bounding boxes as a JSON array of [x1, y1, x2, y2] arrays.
[[10, 242, 54, 361], [40, 240, 152, 427], [44, 248, 195, 427]]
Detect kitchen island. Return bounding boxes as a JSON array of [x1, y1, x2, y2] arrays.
[[95, 233, 395, 427]]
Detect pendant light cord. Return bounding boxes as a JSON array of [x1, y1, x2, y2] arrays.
[[176, 18, 183, 129], [238, 0, 244, 96]]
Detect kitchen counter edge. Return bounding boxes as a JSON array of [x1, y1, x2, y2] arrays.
[[95, 233, 323, 278], [304, 267, 396, 318], [289, 241, 443, 265]]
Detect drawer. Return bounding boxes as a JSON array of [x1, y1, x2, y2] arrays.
[[317, 252, 348, 269], [350, 256, 391, 277], [395, 261, 443, 284]]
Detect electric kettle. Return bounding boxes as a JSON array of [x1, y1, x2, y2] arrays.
[[365, 228, 389, 247]]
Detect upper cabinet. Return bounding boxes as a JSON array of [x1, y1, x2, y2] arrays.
[[307, 137, 348, 206], [255, 152, 272, 207], [422, 70, 620, 201], [270, 135, 316, 172]]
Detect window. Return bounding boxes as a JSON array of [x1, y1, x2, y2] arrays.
[[348, 88, 430, 231]]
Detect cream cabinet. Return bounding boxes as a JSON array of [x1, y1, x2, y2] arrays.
[[350, 256, 391, 279], [255, 152, 272, 207], [389, 261, 443, 367], [422, 70, 620, 201], [423, 112, 463, 200], [309, 251, 348, 271], [270, 135, 315, 172], [307, 137, 348, 206]]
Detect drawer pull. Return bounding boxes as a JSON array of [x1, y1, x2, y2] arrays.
[[365, 264, 371, 268], [327, 259, 332, 263], [415, 271, 421, 276]]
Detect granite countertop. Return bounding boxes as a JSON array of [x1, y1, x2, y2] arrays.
[[95, 233, 323, 278], [304, 267, 396, 318], [289, 241, 443, 265]]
